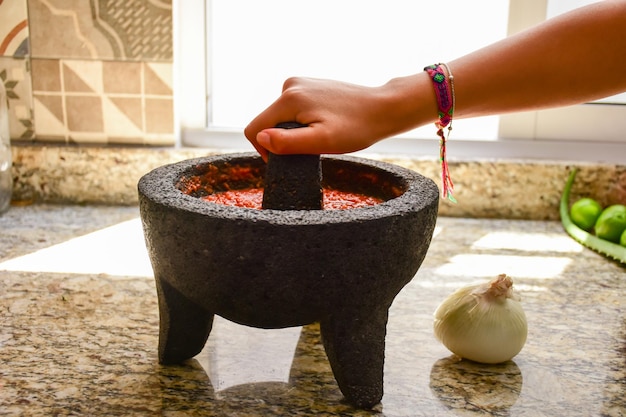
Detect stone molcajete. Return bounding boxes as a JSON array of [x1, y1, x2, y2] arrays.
[[138, 152, 439, 409]]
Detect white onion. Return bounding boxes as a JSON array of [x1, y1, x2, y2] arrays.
[[433, 274, 528, 364]]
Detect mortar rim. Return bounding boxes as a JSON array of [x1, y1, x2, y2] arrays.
[[138, 152, 439, 225]]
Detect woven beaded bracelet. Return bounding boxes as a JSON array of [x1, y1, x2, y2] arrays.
[[424, 63, 456, 203]]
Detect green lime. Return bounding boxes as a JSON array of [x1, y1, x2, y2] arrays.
[[621, 229, 626, 247], [570, 198, 603, 231], [595, 204, 626, 243]]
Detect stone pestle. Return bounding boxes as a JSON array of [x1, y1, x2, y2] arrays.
[[262, 122, 323, 210]]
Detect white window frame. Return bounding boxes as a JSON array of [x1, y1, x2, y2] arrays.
[[173, 0, 626, 163]]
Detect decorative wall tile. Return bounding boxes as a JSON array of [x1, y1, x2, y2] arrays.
[[145, 63, 172, 95], [27, 0, 112, 60], [31, 58, 61, 91], [0, 56, 35, 141], [31, 58, 173, 145], [108, 97, 143, 130], [67, 96, 103, 132], [0, 0, 30, 57], [64, 60, 104, 93], [145, 97, 173, 134], [32, 95, 64, 138], [93, 0, 173, 60], [28, 0, 172, 61], [103, 62, 142, 94], [3, 0, 174, 145]]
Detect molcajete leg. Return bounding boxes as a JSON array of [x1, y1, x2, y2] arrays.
[[155, 277, 214, 364], [319, 307, 389, 409]]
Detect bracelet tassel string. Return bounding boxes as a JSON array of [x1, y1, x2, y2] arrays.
[[424, 63, 457, 203]]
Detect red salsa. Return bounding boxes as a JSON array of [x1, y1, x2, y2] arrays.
[[202, 188, 383, 210]]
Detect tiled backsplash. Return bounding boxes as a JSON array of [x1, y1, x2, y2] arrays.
[[0, 0, 174, 146]]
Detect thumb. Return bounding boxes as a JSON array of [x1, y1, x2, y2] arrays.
[[257, 127, 320, 155]]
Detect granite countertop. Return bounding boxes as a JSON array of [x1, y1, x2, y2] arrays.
[[0, 205, 624, 416]]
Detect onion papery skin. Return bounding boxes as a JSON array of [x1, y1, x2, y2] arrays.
[[433, 277, 528, 364]]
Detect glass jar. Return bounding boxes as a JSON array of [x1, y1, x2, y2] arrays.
[[0, 79, 12, 214]]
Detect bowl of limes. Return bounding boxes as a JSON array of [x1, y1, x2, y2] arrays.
[[561, 168, 626, 264]]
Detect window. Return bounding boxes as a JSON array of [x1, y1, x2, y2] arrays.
[[498, 0, 626, 157], [175, 0, 626, 163]]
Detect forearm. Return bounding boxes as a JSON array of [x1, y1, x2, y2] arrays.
[[382, 0, 626, 134], [451, 0, 626, 118]]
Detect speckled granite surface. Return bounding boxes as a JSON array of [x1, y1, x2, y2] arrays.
[[0, 205, 624, 416], [9, 145, 626, 219]]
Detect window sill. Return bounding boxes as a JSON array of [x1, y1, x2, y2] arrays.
[[182, 128, 626, 164]]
